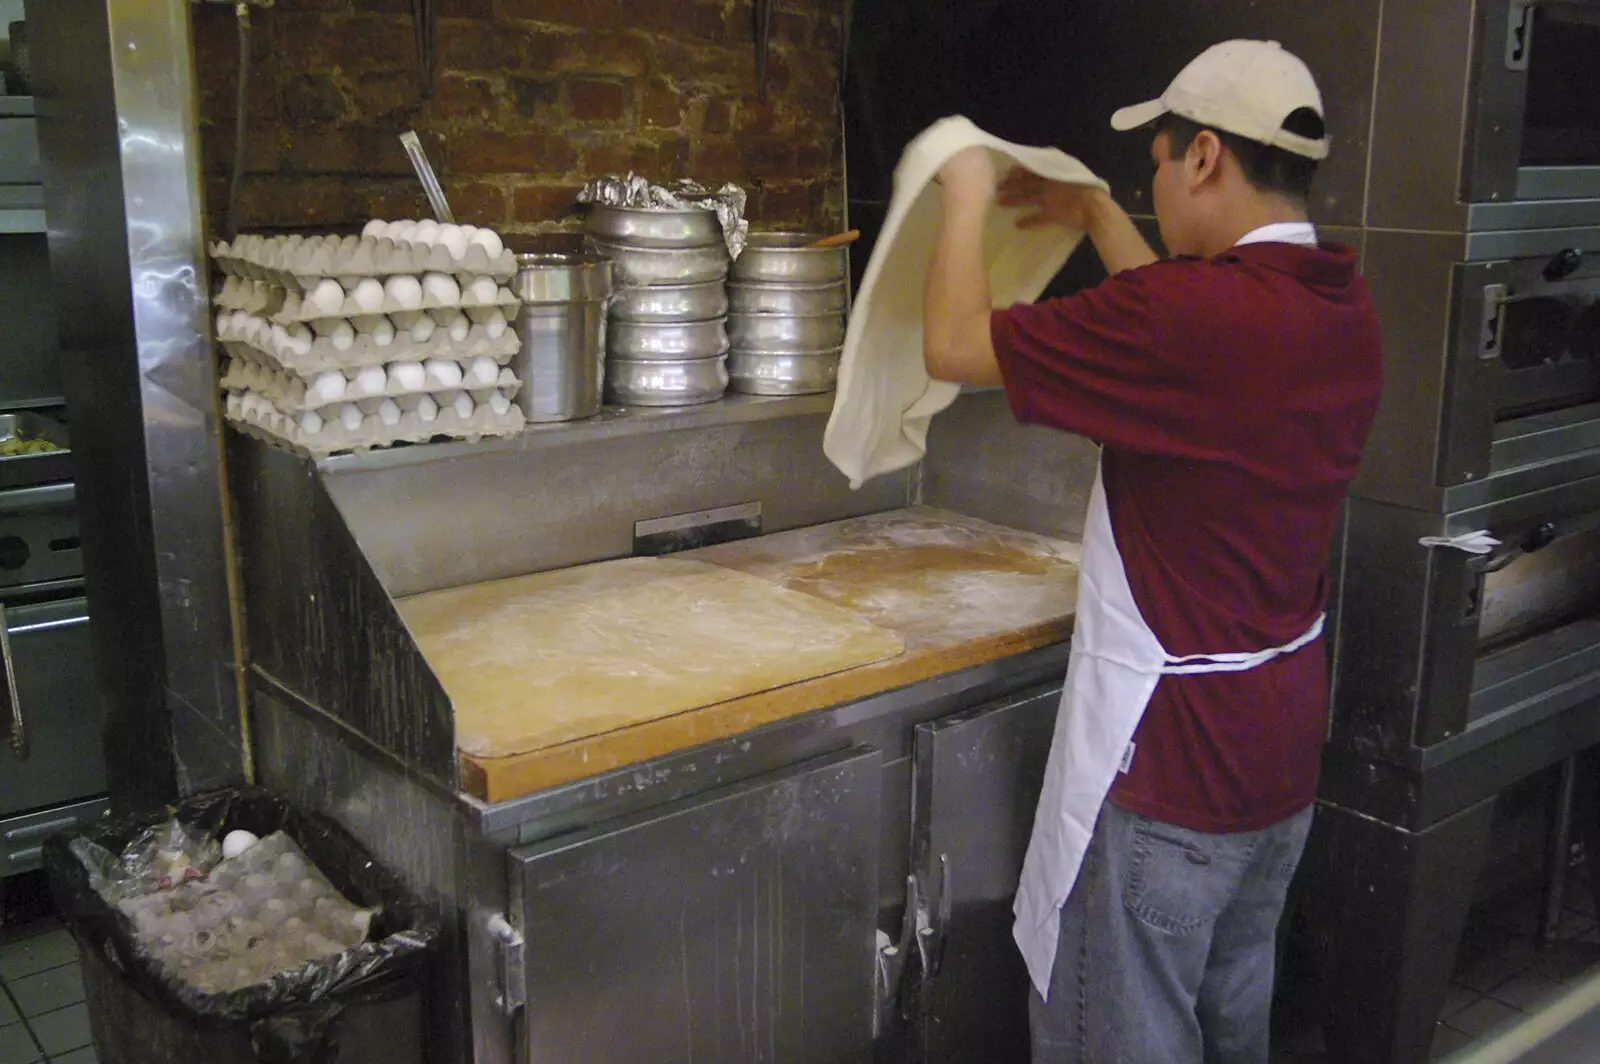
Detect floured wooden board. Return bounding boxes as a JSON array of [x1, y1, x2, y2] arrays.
[[458, 508, 1079, 803], [397, 557, 906, 759]]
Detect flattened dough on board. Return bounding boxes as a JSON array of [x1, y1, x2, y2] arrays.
[[824, 116, 1108, 489], [396, 556, 906, 758]]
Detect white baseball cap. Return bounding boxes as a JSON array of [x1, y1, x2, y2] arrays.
[[1110, 40, 1329, 160]]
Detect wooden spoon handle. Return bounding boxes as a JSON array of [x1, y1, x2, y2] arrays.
[[806, 229, 860, 249]]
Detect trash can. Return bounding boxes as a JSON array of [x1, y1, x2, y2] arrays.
[[43, 788, 438, 1064]]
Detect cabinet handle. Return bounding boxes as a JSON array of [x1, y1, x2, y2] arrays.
[[0, 603, 26, 760]]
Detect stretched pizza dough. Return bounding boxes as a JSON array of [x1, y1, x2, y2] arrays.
[[824, 116, 1108, 489]]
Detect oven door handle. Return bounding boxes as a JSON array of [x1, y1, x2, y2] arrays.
[[0, 602, 27, 761]]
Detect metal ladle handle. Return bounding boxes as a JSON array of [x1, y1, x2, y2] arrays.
[[400, 131, 454, 223], [0, 603, 27, 760]]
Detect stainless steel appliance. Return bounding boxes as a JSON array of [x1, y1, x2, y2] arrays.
[[0, 412, 106, 878], [1468, 0, 1600, 203]]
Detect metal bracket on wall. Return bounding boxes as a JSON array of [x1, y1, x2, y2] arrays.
[[1506, 0, 1536, 71]]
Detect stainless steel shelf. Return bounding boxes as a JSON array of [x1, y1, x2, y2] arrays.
[[317, 392, 836, 476]]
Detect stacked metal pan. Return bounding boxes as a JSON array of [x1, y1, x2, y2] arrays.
[[727, 234, 849, 396], [585, 205, 731, 407]]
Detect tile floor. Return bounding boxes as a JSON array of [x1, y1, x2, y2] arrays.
[[0, 917, 95, 1064]]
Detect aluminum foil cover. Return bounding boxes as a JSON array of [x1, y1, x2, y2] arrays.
[[578, 173, 749, 259]]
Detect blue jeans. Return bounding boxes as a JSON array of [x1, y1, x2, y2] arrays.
[[1030, 800, 1314, 1064]]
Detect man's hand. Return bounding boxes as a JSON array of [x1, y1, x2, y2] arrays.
[[999, 166, 1159, 275], [997, 168, 1109, 231], [937, 146, 998, 203]]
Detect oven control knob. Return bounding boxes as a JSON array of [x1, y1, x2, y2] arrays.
[[1523, 522, 1559, 553], [1544, 249, 1583, 282]]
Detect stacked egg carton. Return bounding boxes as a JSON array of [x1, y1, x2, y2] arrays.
[[210, 220, 526, 456], [585, 206, 733, 407], [726, 234, 850, 396]]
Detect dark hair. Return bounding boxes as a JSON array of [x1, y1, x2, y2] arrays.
[[1160, 108, 1324, 201]]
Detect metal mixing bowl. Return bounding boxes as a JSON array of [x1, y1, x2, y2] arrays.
[[589, 239, 730, 288], [728, 311, 845, 351], [727, 349, 841, 396], [610, 280, 730, 323], [608, 318, 730, 361], [726, 280, 847, 317], [729, 233, 849, 285], [605, 356, 730, 407], [584, 205, 724, 249]]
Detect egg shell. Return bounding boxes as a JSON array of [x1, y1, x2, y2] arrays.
[[384, 274, 423, 310], [421, 272, 461, 306], [329, 321, 356, 351], [466, 356, 499, 387], [371, 318, 397, 347], [354, 365, 388, 396], [378, 398, 402, 426], [469, 229, 505, 260], [489, 390, 512, 415], [394, 221, 420, 244], [389, 361, 427, 391], [311, 371, 346, 402], [338, 404, 364, 431], [413, 220, 441, 246], [309, 279, 346, 317], [361, 219, 388, 239], [410, 316, 437, 343], [447, 315, 471, 342], [484, 309, 508, 339], [416, 395, 440, 422], [436, 224, 468, 261], [380, 220, 409, 241], [465, 276, 499, 304], [453, 392, 475, 419], [351, 278, 386, 314], [424, 358, 464, 388], [299, 411, 325, 435]]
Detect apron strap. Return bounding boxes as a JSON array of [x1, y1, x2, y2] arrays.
[[1159, 614, 1325, 676]]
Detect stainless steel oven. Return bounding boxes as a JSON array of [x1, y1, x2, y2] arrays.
[[1468, 0, 1600, 202]]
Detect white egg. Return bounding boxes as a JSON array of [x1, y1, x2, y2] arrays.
[[287, 323, 315, 355], [310, 371, 346, 403], [424, 358, 463, 388], [309, 278, 346, 317], [484, 308, 508, 339], [448, 314, 471, 342], [298, 411, 324, 435], [413, 220, 441, 246], [465, 276, 499, 304], [394, 220, 420, 244], [435, 224, 468, 260], [384, 275, 423, 310], [270, 323, 292, 351], [416, 395, 439, 422], [338, 404, 364, 432], [460, 224, 479, 238], [225, 393, 242, 417], [489, 390, 511, 415], [371, 318, 397, 347], [466, 356, 499, 387], [354, 365, 388, 396], [378, 398, 402, 426], [453, 392, 475, 419], [410, 315, 437, 343], [361, 219, 388, 239], [380, 219, 410, 242], [240, 393, 261, 418], [421, 272, 460, 306], [329, 321, 356, 351], [351, 278, 386, 314], [469, 228, 505, 260], [388, 362, 426, 391]]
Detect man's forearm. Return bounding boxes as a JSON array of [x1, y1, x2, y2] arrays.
[[923, 192, 1001, 386], [1086, 192, 1159, 275]]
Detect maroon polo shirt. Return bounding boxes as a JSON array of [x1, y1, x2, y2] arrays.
[[991, 241, 1383, 833]]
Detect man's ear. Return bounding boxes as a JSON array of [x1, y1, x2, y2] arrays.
[[1186, 129, 1226, 188]]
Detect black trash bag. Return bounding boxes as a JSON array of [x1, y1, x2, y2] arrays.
[[44, 787, 439, 1064]]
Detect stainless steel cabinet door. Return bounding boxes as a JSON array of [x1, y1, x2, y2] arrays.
[[508, 746, 882, 1064], [911, 686, 1059, 1063], [0, 595, 104, 817]]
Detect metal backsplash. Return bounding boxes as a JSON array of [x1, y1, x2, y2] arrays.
[[922, 391, 1098, 542], [321, 413, 914, 598]]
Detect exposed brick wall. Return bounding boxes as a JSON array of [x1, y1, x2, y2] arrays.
[[191, 0, 844, 237]]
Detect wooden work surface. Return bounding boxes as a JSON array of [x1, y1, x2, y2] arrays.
[[455, 507, 1081, 803]]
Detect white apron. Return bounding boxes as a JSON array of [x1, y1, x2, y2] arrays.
[[1013, 458, 1325, 999]]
